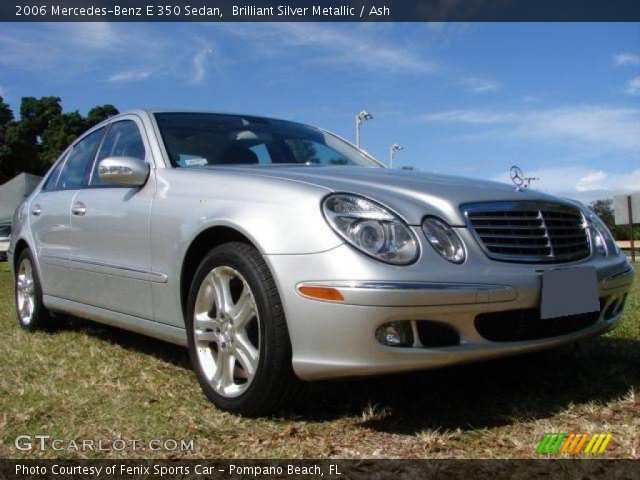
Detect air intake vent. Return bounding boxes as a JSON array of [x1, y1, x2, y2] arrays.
[[475, 307, 601, 342], [463, 202, 590, 263]]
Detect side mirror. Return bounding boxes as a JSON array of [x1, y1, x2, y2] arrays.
[[98, 157, 149, 187]]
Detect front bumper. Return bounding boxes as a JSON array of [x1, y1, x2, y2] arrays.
[[265, 231, 634, 381]]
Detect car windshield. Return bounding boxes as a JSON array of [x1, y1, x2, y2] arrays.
[[154, 112, 381, 168]]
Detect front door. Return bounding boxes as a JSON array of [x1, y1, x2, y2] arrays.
[[67, 116, 155, 320]]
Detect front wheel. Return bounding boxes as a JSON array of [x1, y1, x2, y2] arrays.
[[186, 242, 302, 415]]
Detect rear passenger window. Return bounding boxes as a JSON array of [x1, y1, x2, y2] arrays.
[[41, 153, 67, 192], [91, 120, 146, 187], [56, 128, 105, 190]]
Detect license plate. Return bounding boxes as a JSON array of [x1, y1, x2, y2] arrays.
[[540, 267, 599, 320]]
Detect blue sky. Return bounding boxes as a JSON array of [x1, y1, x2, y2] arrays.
[[0, 22, 638, 201]]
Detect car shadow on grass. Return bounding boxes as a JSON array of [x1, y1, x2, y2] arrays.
[[57, 315, 192, 370], [53, 315, 639, 434], [298, 336, 640, 434]]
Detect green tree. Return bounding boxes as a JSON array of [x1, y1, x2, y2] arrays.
[[40, 111, 88, 166], [19, 96, 63, 135], [589, 197, 640, 241], [0, 97, 119, 182], [589, 199, 615, 231], [86, 105, 118, 127], [0, 97, 15, 183]]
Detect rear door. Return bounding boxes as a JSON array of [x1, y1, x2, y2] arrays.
[[67, 115, 156, 320], [30, 128, 105, 298]]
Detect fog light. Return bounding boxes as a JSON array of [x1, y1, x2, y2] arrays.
[[376, 321, 413, 347]]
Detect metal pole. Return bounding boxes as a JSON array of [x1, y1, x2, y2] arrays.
[[355, 116, 360, 148], [390, 148, 394, 168], [628, 195, 635, 263]]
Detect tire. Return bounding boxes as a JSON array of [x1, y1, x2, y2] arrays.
[[14, 248, 53, 331], [186, 242, 302, 416]]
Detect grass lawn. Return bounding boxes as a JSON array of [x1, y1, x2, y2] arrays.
[[0, 261, 638, 459]]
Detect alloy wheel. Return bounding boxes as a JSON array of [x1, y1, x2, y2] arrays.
[[193, 266, 261, 398], [16, 258, 36, 326]]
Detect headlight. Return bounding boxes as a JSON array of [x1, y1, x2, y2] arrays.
[[588, 213, 620, 257], [421, 217, 466, 264], [322, 194, 419, 265]]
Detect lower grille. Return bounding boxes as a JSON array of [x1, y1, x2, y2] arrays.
[[463, 201, 591, 263], [474, 305, 602, 342], [416, 321, 460, 347]]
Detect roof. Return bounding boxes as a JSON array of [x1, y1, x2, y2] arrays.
[[111, 109, 312, 128]]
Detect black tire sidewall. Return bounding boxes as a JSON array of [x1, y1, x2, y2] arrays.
[[15, 249, 48, 331], [186, 243, 287, 414]]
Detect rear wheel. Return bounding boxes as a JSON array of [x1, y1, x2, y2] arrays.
[[186, 242, 302, 415], [15, 249, 53, 331]]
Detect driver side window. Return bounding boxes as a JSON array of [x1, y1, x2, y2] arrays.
[[90, 120, 146, 187]]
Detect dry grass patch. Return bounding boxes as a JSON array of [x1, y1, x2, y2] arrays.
[[0, 262, 638, 459]]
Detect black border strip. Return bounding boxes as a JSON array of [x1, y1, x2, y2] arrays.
[[2, 459, 640, 480], [2, 0, 640, 22]]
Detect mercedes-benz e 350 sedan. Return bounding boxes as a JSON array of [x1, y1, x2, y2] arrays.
[[9, 110, 634, 415]]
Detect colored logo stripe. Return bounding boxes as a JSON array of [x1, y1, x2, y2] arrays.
[[537, 433, 613, 454], [536, 433, 566, 454], [584, 433, 613, 454], [570, 434, 589, 453]]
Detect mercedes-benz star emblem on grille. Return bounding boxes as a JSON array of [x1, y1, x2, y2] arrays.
[[510, 165, 524, 188]]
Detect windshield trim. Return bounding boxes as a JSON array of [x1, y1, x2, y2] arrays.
[[321, 129, 385, 169]]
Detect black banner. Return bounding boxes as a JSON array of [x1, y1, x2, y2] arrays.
[[2, 0, 640, 22], [1, 460, 640, 480]]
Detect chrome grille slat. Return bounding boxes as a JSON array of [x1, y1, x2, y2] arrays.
[[463, 201, 591, 263], [553, 240, 589, 249], [484, 242, 549, 249], [474, 225, 546, 231], [479, 233, 551, 240], [468, 216, 540, 221]]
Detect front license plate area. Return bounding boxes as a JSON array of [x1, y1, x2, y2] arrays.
[[540, 267, 599, 320]]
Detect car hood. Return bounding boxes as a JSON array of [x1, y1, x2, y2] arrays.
[[196, 165, 578, 226]]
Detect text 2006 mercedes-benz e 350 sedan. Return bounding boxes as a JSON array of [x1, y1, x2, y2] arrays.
[[9, 110, 635, 415]]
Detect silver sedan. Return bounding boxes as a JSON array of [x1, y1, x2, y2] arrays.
[[9, 110, 634, 415]]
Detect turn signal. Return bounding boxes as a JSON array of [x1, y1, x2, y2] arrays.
[[297, 285, 344, 302]]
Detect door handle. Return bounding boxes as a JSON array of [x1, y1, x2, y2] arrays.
[[31, 205, 42, 216], [71, 202, 87, 216]]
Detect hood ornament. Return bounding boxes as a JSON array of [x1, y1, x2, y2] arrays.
[[510, 165, 540, 190], [510, 165, 524, 190]]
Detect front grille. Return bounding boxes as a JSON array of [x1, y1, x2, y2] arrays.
[[475, 305, 602, 342], [463, 201, 590, 263]]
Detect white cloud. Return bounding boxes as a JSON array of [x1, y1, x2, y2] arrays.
[[420, 106, 640, 151], [66, 23, 120, 49], [459, 77, 499, 93], [626, 76, 640, 96], [490, 166, 640, 202], [0, 23, 137, 70], [190, 48, 213, 85], [614, 52, 640, 66], [576, 170, 608, 191], [0, 23, 205, 86], [108, 68, 154, 82], [0, 85, 6, 97], [421, 110, 518, 124], [218, 23, 438, 74]]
